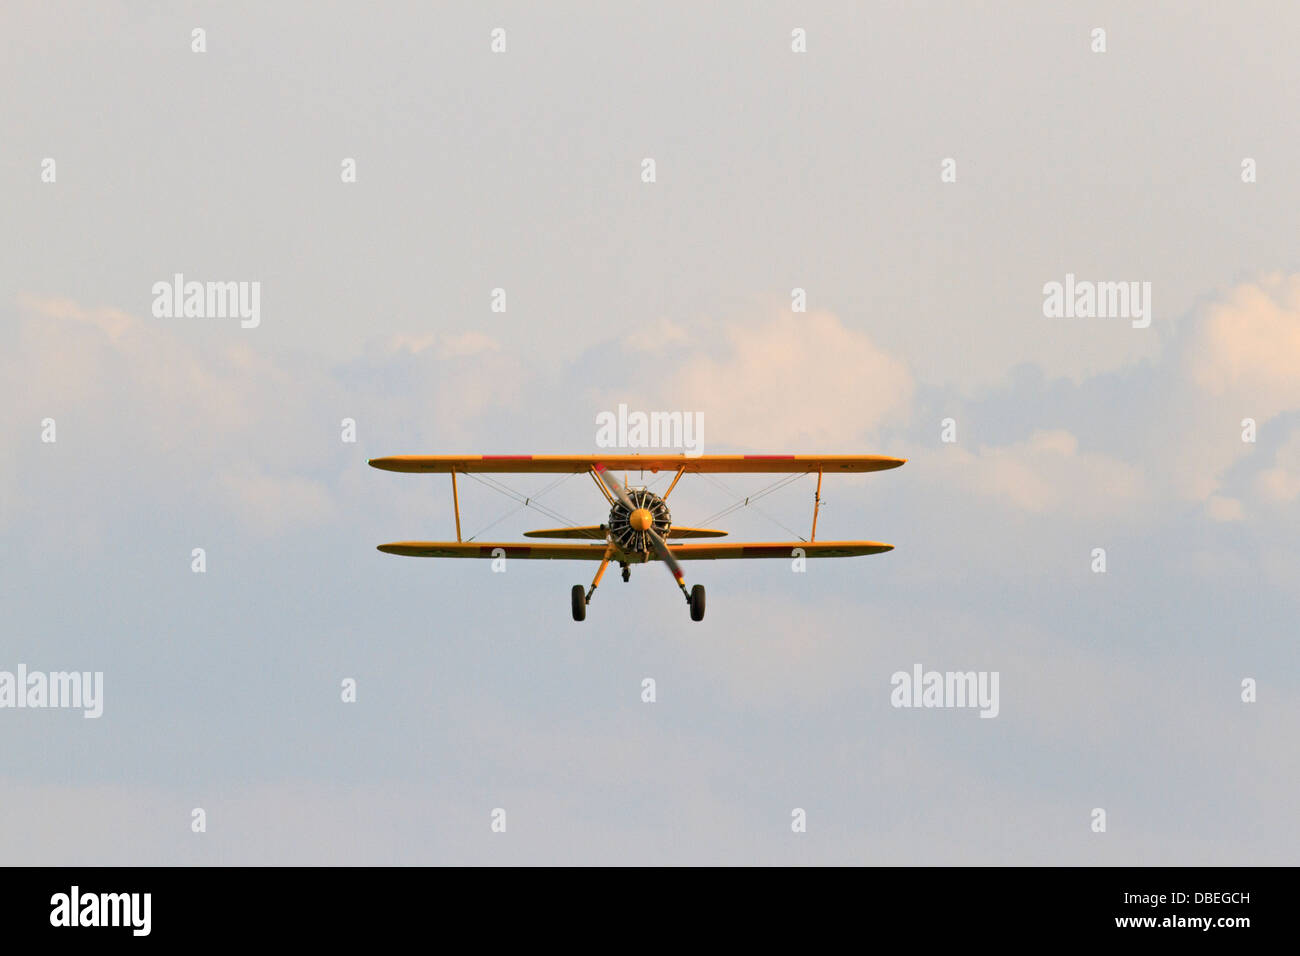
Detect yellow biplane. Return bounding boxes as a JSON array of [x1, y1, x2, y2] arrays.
[[369, 454, 905, 622]]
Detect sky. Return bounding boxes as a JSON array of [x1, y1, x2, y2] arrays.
[[1, 1, 1297, 864]]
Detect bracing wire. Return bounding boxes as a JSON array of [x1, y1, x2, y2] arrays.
[[463, 504, 527, 542], [460, 470, 582, 537], [693, 471, 810, 540]]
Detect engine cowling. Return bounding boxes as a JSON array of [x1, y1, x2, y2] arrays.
[[608, 487, 671, 553]]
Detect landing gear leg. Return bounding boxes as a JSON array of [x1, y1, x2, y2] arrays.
[[574, 550, 613, 621], [674, 573, 692, 610]]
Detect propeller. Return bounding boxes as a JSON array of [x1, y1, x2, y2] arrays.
[[595, 463, 690, 601]]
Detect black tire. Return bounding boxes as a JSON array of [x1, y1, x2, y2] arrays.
[[571, 584, 586, 621], [689, 584, 706, 621]]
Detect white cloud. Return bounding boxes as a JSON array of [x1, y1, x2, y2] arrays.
[[0, 296, 519, 541], [621, 317, 690, 353], [1256, 429, 1300, 503], [1144, 274, 1300, 504], [437, 330, 500, 358], [386, 331, 499, 358], [1206, 495, 1245, 522], [212, 464, 335, 535], [1185, 274, 1300, 420], [651, 310, 913, 450], [935, 429, 1144, 517]]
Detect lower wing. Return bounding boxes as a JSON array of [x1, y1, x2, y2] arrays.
[[377, 541, 891, 559], [668, 541, 893, 559], [522, 525, 728, 540], [378, 542, 609, 559]]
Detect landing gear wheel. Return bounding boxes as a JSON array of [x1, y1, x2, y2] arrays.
[[571, 584, 586, 621], [689, 584, 706, 622], [621, 565, 630, 582]]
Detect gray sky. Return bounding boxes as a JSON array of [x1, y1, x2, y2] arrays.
[[1, 0, 1297, 864]]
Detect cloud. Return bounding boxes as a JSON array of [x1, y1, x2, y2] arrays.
[[17, 294, 133, 341], [0, 296, 520, 541], [1185, 274, 1300, 420], [437, 331, 500, 358], [621, 317, 689, 354], [1256, 429, 1300, 504], [212, 464, 335, 535], [4, 286, 1299, 866], [1126, 274, 1300, 507], [8, 295, 282, 442], [644, 310, 914, 450], [1205, 495, 1245, 522], [935, 429, 1144, 517], [387, 331, 501, 359]]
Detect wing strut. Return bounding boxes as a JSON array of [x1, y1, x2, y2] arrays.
[[589, 467, 615, 505], [663, 465, 686, 499], [811, 468, 822, 542], [451, 469, 462, 542]]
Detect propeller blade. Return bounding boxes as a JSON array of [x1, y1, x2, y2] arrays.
[[647, 527, 687, 590], [593, 463, 635, 510], [596, 464, 689, 598]]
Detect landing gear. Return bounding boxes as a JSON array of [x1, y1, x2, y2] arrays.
[[689, 584, 706, 622], [572, 552, 703, 621], [574, 549, 614, 621]]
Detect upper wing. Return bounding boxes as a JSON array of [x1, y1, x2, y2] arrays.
[[369, 454, 905, 474], [667, 541, 893, 559], [378, 542, 610, 559]]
